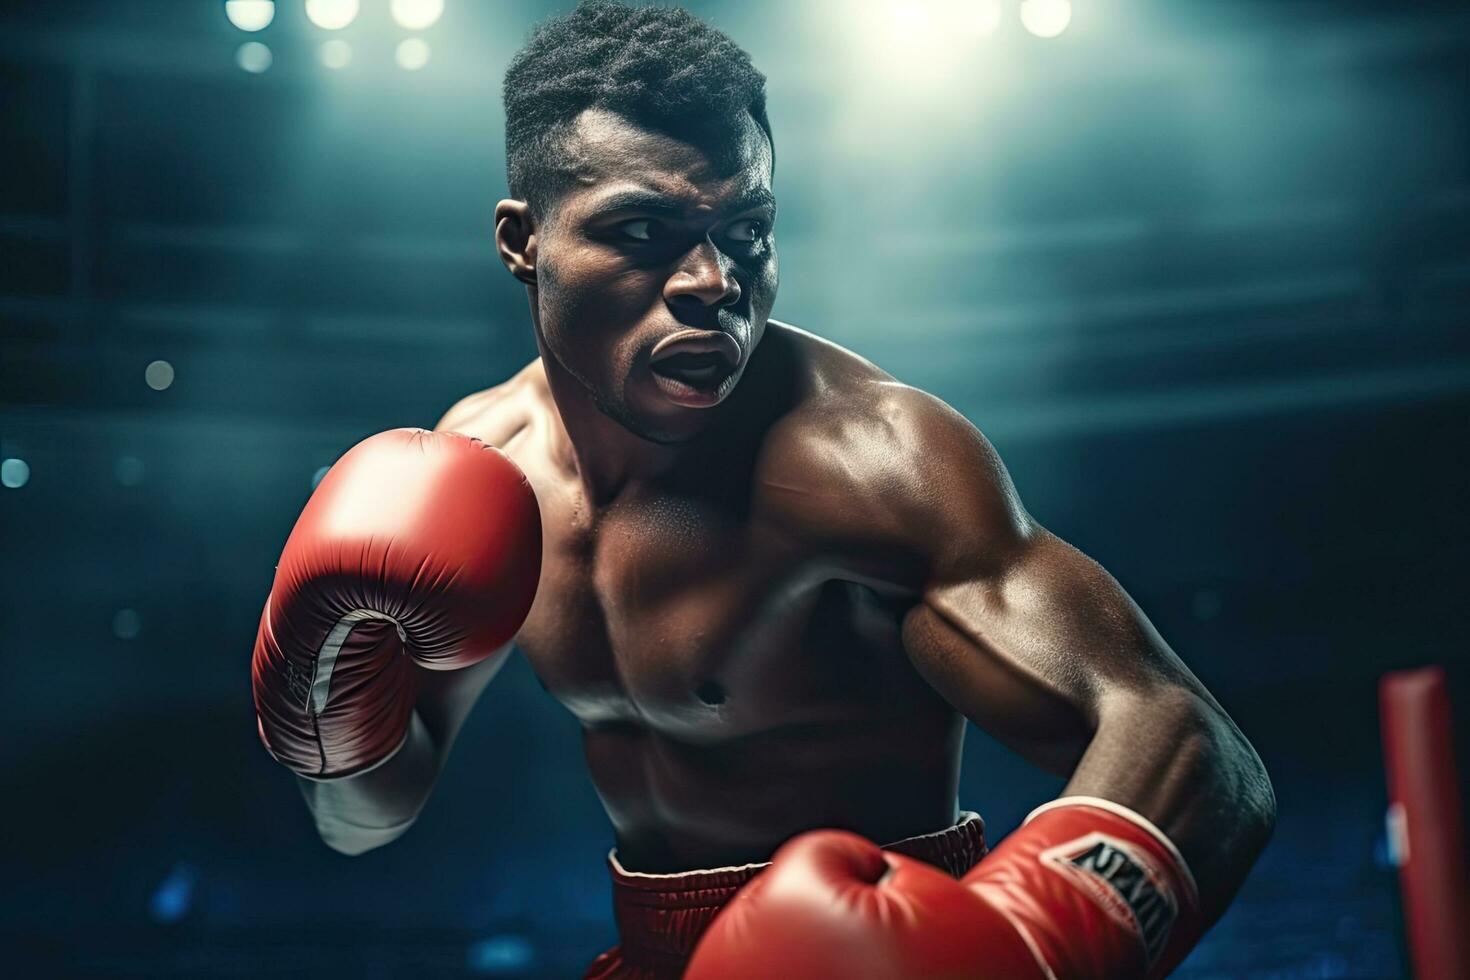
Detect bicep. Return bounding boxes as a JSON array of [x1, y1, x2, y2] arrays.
[[922, 532, 1276, 915], [880, 394, 1272, 909], [904, 527, 1212, 775]]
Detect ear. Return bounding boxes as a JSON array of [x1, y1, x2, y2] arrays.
[[494, 199, 538, 285]]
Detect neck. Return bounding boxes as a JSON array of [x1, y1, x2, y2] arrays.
[[532, 326, 688, 506]]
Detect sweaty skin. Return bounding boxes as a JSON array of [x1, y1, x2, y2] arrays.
[[305, 105, 1274, 927], [443, 330, 971, 869]]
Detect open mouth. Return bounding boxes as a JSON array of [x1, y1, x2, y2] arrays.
[[650, 350, 736, 390], [647, 330, 742, 406]]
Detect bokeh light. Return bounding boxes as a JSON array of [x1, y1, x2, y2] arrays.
[[235, 41, 272, 74], [305, 0, 359, 31], [114, 456, 146, 487], [320, 39, 353, 69], [224, 0, 275, 33], [395, 37, 431, 71], [1020, 0, 1072, 39], [144, 359, 175, 391], [112, 608, 142, 641], [148, 863, 196, 924], [466, 935, 535, 974], [391, 0, 444, 32], [1, 457, 30, 489]]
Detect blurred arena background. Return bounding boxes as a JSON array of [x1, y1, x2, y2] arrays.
[[2, 1, 1467, 976]]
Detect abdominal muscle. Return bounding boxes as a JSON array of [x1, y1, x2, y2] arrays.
[[583, 708, 967, 873]]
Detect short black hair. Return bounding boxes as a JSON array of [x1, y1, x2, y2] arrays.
[[503, 0, 773, 219]]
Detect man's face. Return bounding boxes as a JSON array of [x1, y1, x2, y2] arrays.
[[532, 107, 778, 444]]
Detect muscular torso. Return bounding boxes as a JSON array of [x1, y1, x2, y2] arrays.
[[456, 324, 965, 872]]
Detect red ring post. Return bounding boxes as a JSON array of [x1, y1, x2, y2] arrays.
[[1379, 666, 1470, 980]]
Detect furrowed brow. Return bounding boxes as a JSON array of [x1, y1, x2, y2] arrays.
[[584, 187, 777, 222], [726, 188, 777, 215], [583, 190, 687, 221]]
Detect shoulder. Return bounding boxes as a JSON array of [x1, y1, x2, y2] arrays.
[[753, 328, 1030, 584], [433, 360, 544, 448]]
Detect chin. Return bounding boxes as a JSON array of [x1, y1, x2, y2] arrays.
[[588, 387, 700, 446], [627, 408, 715, 446]]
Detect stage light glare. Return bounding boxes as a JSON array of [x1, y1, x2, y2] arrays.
[[320, 39, 352, 69], [145, 359, 175, 391], [311, 466, 331, 489], [235, 41, 273, 73], [1, 458, 29, 489], [305, 0, 359, 31], [964, 0, 1003, 38], [865, 0, 995, 94], [391, 0, 444, 31], [888, 1, 936, 45], [225, 0, 275, 32], [396, 37, 431, 71], [1020, 0, 1072, 38]]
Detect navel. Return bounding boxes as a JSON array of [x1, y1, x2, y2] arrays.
[[695, 680, 727, 706]]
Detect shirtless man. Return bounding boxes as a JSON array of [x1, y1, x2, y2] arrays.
[[251, 3, 1275, 977]]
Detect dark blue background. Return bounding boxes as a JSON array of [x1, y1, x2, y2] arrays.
[[2, 1, 1467, 976]]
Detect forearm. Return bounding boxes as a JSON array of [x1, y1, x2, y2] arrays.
[[1062, 687, 1276, 923], [298, 710, 441, 855], [294, 647, 510, 855]]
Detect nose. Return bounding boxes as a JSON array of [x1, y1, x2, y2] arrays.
[[665, 239, 741, 310]]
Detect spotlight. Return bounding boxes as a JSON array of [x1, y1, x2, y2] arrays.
[[305, 0, 359, 31], [391, 0, 444, 31], [850, 0, 1004, 92], [320, 39, 353, 69], [887, 2, 936, 46], [145, 359, 175, 391], [224, 0, 274, 32], [1020, 0, 1072, 39], [396, 37, 431, 71], [1, 458, 29, 489], [235, 41, 273, 73], [964, 0, 1003, 38]]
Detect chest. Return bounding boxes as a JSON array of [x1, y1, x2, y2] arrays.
[[495, 413, 920, 732], [514, 479, 780, 711]]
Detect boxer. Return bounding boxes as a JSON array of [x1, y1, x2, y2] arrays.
[[252, 3, 1275, 976]]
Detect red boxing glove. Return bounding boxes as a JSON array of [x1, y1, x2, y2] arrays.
[[251, 428, 541, 779], [686, 797, 1200, 980], [685, 831, 1043, 979]]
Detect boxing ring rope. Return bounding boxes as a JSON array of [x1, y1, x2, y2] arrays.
[[1379, 666, 1470, 979]]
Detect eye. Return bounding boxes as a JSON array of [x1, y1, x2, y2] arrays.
[[726, 218, 767, 243], [618, 219, 656, 242]]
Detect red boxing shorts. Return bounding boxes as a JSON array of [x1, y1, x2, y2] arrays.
[[584, 811, 988, 979]]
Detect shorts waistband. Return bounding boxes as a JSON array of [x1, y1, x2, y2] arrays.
[[602, 812, 987, 973]]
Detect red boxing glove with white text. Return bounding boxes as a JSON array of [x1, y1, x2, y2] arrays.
[[686, 797, 1201, 980]]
